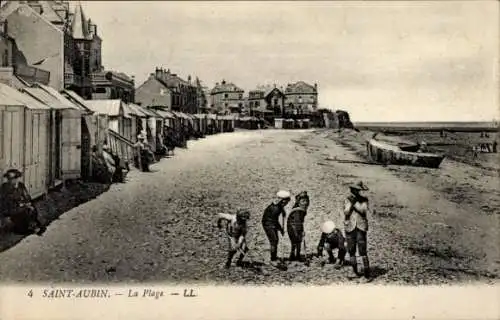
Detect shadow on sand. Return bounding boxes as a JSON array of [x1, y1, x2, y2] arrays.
[[0, 181, 110, 254]]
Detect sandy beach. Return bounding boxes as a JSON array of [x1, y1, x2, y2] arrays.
[[0, 129, 498, 285]]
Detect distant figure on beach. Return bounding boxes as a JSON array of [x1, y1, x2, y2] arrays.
[[417, 141, 427, 153], [472, 146, 478, 158], [493, 141, 498, 153]]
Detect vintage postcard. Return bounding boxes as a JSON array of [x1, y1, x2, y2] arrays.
[[0, 1, 498, 319]]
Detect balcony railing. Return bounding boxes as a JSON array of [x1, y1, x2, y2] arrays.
[[64, 72, 93, 88], [64, 72, 82, 87]]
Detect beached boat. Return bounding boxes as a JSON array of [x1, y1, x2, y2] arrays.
[[366, 138, 445, 168]]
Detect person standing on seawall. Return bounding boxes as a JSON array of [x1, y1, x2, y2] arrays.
[[343, 181, 372, 282]]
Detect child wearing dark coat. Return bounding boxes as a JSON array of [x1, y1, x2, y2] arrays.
[[317, 220, 346, 269]]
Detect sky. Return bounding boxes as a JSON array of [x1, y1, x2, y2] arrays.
[[80, 1, 499, 122]]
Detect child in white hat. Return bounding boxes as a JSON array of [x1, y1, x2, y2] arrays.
[[261, 190, 291, 264], [317, 220, 346, 269]]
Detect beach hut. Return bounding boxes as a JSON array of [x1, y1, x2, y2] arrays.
[[147, 108, 166, 149], [152, 108, 175, 130], [62, 90, 109, 153], [206, 114, 217, 134], [274, 118, 284, 129], [141, 106, 163, 152], [283, 119, 295, 129], [85, 100, 134, 164], [0, 83, 51, 199], [22, 85, 84, 185], [33, 85, 95, 181], [302, 118, 311, 129], [85, 100, 129, 137], [125, 103, 146, 143], [194, 114, 207, 136]]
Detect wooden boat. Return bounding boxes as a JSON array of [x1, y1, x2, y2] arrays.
[[366, 138, 445, 168]]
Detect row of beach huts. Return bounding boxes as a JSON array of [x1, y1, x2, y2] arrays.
[[0, 82, 257, 201]]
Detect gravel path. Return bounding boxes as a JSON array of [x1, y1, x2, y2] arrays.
[[0, 129, 498, 285]]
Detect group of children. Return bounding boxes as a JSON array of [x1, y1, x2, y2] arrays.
[[217, 180, 373, 281]]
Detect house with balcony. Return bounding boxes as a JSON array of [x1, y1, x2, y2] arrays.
[[210, 80, 244, 115], [90, 70, 135, 103], [195, 77, 209, 113], [247, 84, 286, 119], [135, 67, 198, 114], [0, 1, 134, 101], [284, 81, 318, 117], [0, 18, 50, 88], [0, 1, 65, 90]]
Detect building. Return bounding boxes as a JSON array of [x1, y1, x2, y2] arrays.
[[90, 71, 135, 103], [195, 77, 208, 113], [135, 67, 198, 114], [284, 81, 318, 116], [247, 84, 286, 118], [0, 1, 65, 90], [0, 1, 134, 101], [210, 80, 244, 115]]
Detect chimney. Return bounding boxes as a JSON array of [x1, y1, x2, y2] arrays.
[[314, 83, 318, 90], [155, 67, 162, 79], [221, 79, 226, 85], [188, 75, 191, 83]]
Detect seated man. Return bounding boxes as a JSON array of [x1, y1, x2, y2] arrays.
[[0, 169, 46, 236]]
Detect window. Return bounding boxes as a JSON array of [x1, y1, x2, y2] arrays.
[[224, 93, 228, 99], [94, 87, 106, 93], [256, 101, 260, 107], [2, 49, 8, 67], [239, 94, 242, 99], [274, 99, 278, 105]]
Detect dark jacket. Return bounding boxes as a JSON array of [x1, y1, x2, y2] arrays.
[[317, 228, 345, 254], [262, 202, 286, 231], [0, 182, 31, 218]]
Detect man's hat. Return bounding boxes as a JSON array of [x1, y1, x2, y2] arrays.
[[321, 220, 336, 234], [3, 169, 22, 179], [350, 181, 369, 191], [276, 190, 291, 199], [137, 133, 146, 140]]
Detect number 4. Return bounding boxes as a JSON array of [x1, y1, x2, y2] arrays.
[[27, 290, 33, 298]]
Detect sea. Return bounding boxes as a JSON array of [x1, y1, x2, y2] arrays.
[[354, 121, 499, 130]]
